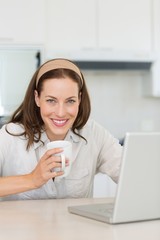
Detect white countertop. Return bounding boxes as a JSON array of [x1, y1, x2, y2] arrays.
[[0, 198, 160, 240]]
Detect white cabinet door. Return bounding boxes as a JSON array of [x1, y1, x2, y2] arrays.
[[45, 0, 97, 51], [45, 0, 153, 55], [98, 0, 152, 52], [0, 0, 45, 44], [0, 0, 153, 53]]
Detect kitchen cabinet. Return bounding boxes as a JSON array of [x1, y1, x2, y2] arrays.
[[45, 0, 97, 52], [0, 0, 45, 44], [143, 0, 160, 97], [143, 60, 160, 97], [151, 0, 160, 54], [98, 0, 152, 53], [0, 0, 155, 56], [45, 0, 153, 57]]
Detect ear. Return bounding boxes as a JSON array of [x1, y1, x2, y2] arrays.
[[34, 90, 40, 107]]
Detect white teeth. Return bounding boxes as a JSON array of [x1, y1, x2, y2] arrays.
[[53, 120, 66, 124]]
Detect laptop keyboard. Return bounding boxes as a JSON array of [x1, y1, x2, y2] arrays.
[[94, 203, 114, 217], [81, 203, 114, 219], [68, 202, 114, 219]]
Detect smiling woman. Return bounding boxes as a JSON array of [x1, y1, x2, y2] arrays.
[[34, 76, 81, 141], [0, 58, 122, 200]]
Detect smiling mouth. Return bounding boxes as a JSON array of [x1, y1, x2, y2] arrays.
[[52, 119, 68, 127]]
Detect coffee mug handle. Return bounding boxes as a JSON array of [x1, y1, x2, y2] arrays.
[[60, 153, 65, 171]]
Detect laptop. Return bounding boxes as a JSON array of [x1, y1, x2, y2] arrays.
[[68, 132, 160, 224]]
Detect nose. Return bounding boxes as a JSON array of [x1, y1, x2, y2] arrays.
[[54, 103, 66, 117]]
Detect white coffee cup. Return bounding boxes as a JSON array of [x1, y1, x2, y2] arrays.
[[47, 140, 72, 178]]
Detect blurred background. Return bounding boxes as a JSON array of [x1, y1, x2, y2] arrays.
[[0, 0, 160, 197]]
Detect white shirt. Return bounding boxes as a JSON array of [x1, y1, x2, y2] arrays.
[[0, 119, 122, 200]]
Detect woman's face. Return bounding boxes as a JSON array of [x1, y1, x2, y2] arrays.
[[35, 77, 81, 141]]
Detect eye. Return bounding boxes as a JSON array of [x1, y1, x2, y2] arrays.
[[67, 99, 76, 104], [46, 99, 56, 104]]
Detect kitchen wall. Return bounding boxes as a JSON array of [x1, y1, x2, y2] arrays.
[[84, 69, 160, 140]]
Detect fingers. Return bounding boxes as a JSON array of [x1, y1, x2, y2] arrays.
[[45, 155, 68, 171], [44, 153, 68, 175], [40, 148, 62, 164], [37, 148, 69, 182], [44, 148, 69, 170], [31, 148, 68, 188], [51, 171, 64, 179], [46, 148, 63, 158]]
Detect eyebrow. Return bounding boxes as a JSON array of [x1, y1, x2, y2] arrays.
[[45, 95, 77, 99]]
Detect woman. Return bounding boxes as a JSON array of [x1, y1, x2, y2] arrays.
[[0, 58, 122, 200]]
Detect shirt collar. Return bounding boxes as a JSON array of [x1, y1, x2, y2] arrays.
[[33, 129, 81, 150], [65, 129, 81, 143], [33, 131, 49, 150]]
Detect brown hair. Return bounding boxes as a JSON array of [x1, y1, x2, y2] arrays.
[[6, 59, 91, 149]]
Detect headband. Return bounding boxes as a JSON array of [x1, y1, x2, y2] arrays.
[[36, 58, 83, 87]]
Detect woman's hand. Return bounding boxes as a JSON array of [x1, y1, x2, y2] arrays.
[[0, 148, 70, 197], [30, 148, 68, 188]]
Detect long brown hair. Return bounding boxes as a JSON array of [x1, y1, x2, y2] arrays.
[[7, 59, 91, 149]]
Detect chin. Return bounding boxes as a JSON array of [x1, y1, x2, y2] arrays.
[[52, 128, 69, 137]]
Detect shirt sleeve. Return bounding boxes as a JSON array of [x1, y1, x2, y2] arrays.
[[92, 121, 123, 183], [0, 124, 17, 176], [0, 125, 7, 176]]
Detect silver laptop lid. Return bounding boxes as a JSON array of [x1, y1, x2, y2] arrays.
[[113, 132, 160, 223]]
